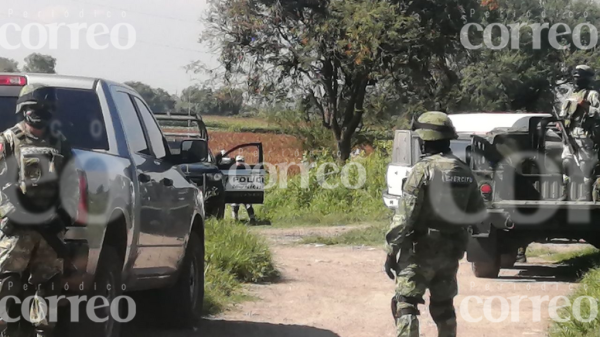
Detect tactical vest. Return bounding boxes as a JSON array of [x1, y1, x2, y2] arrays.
[[4, 125, 64, 211], [417, 155, 479, 231], [563, 90, 591, 133]]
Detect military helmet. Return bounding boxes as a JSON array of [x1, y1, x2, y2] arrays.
[[411, 111, 458, 141], [15, 84, 58, 115], [573, 64, 595, 79]]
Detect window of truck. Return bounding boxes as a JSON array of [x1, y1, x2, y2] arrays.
[[0, 88, 109, 150]]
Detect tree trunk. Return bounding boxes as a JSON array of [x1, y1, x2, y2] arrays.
[[337, 136, 352, 162]]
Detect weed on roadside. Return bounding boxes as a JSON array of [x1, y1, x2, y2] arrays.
[[301, 222, 388, 247], [203, 218, 279, 315]]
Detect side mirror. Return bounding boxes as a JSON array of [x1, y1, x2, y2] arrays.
[[180, 140, 209, 163]]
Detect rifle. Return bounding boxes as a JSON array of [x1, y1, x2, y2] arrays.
[[552, 105, 589, 168]]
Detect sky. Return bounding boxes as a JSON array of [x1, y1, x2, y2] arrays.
[[0, 0, 219, 95]]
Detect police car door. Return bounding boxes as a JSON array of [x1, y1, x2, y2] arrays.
[[218, 143, 265, 204], [383, 130, 420, 209]]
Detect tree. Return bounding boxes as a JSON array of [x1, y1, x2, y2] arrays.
[[23, 53, 56, 73], [214, 87, 244, 115], [125, 81, 176, 113], [204, 0, 480, 160], [456, 0, 600, 112], [0, 58, 19, 72], [178, 85, 218, 115]]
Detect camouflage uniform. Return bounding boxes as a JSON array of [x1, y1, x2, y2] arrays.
[[385, 111, 485, 337], [0, 84, 75, 337], [559, 65, 600, 200]]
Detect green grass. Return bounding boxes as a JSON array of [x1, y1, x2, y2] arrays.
[[258, 143, 393, 226], [524, 245, 558, 258], [301, 222, 388, 246], [549, 248, 600, 337], [202, 218, 279, 315], [203, 115, 283, 133]]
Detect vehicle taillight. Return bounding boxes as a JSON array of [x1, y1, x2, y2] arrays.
[[76, 171, 88, 225], [480, 183, 492, 195], [0, 76, 26, 86]]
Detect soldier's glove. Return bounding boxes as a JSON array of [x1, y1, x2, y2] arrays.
[[385, 253, 398, 280]]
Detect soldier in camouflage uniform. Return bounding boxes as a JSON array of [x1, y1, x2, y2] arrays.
[[559, 65, 600, 201], [384, 111, 486, 337], [0, 84, 74, 337]]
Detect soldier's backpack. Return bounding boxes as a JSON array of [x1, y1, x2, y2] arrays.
[[6, 125, 65, 210]]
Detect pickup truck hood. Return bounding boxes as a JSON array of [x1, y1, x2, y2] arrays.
[[178, 162, 221, 177]]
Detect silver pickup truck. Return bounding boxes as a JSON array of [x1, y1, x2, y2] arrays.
[[0, 73, 206, 337]]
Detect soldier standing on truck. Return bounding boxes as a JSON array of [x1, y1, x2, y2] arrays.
[[0, 84, 76, 337], [384, 111, 485, 337], [559, 65, 600, 201]]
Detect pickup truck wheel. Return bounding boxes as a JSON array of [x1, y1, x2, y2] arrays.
[[59, 246, 124, 337], [472, 258, 501, 278], [156, 231, 204, 329]]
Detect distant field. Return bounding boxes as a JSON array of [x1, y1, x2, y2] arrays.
[[202, 115, 282, 133], [209, 131, 304, 170]]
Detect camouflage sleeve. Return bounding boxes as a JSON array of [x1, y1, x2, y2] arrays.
[[587, 90, 600, 118], [0, 134, 15, 217], [384, 161, 429, 255]]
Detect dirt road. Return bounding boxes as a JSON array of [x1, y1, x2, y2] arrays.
[[130, 226, 589, 337]]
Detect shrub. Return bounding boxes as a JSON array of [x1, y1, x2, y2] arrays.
[[203, 218, 279, 315], [260, 142, 393, 225]]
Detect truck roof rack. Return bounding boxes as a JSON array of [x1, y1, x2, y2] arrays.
[[154, 112, 208, 141]]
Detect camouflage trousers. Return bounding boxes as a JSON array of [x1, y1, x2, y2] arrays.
[[393, 230, 466, 337], [0, 226, 64, 334]]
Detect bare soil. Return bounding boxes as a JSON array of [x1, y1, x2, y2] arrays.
[[127, 227, 591, 337]]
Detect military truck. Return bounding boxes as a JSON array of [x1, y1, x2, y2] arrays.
[[466, 115, 600, 278]]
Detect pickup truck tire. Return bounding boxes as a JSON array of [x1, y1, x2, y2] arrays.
[[59, 246, 124, 337], [155, 231, 204, 329], [472, 258, 500, 278]]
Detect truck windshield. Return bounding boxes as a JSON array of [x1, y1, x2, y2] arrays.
[[0, 88, 109, 150]]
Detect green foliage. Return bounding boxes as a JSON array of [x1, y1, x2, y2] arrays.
[[458, 0, 600, 112], [203, 218, 279, 314], [301, 222, 388, 247], [125, 81, 176, 113], [205, 218, 279, 283], [204, 0, 479, 159], [178, 85, 245, 116], [265, 108, 336, 151], [260, 145, 393, 224], [549, 248, 600, 337], [22, 53, 56, 74], [0, 57, 19, 72]]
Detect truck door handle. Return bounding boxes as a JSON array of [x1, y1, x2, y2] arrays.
[[138, 173, 151, 183], [162, 178, 173, 186]]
